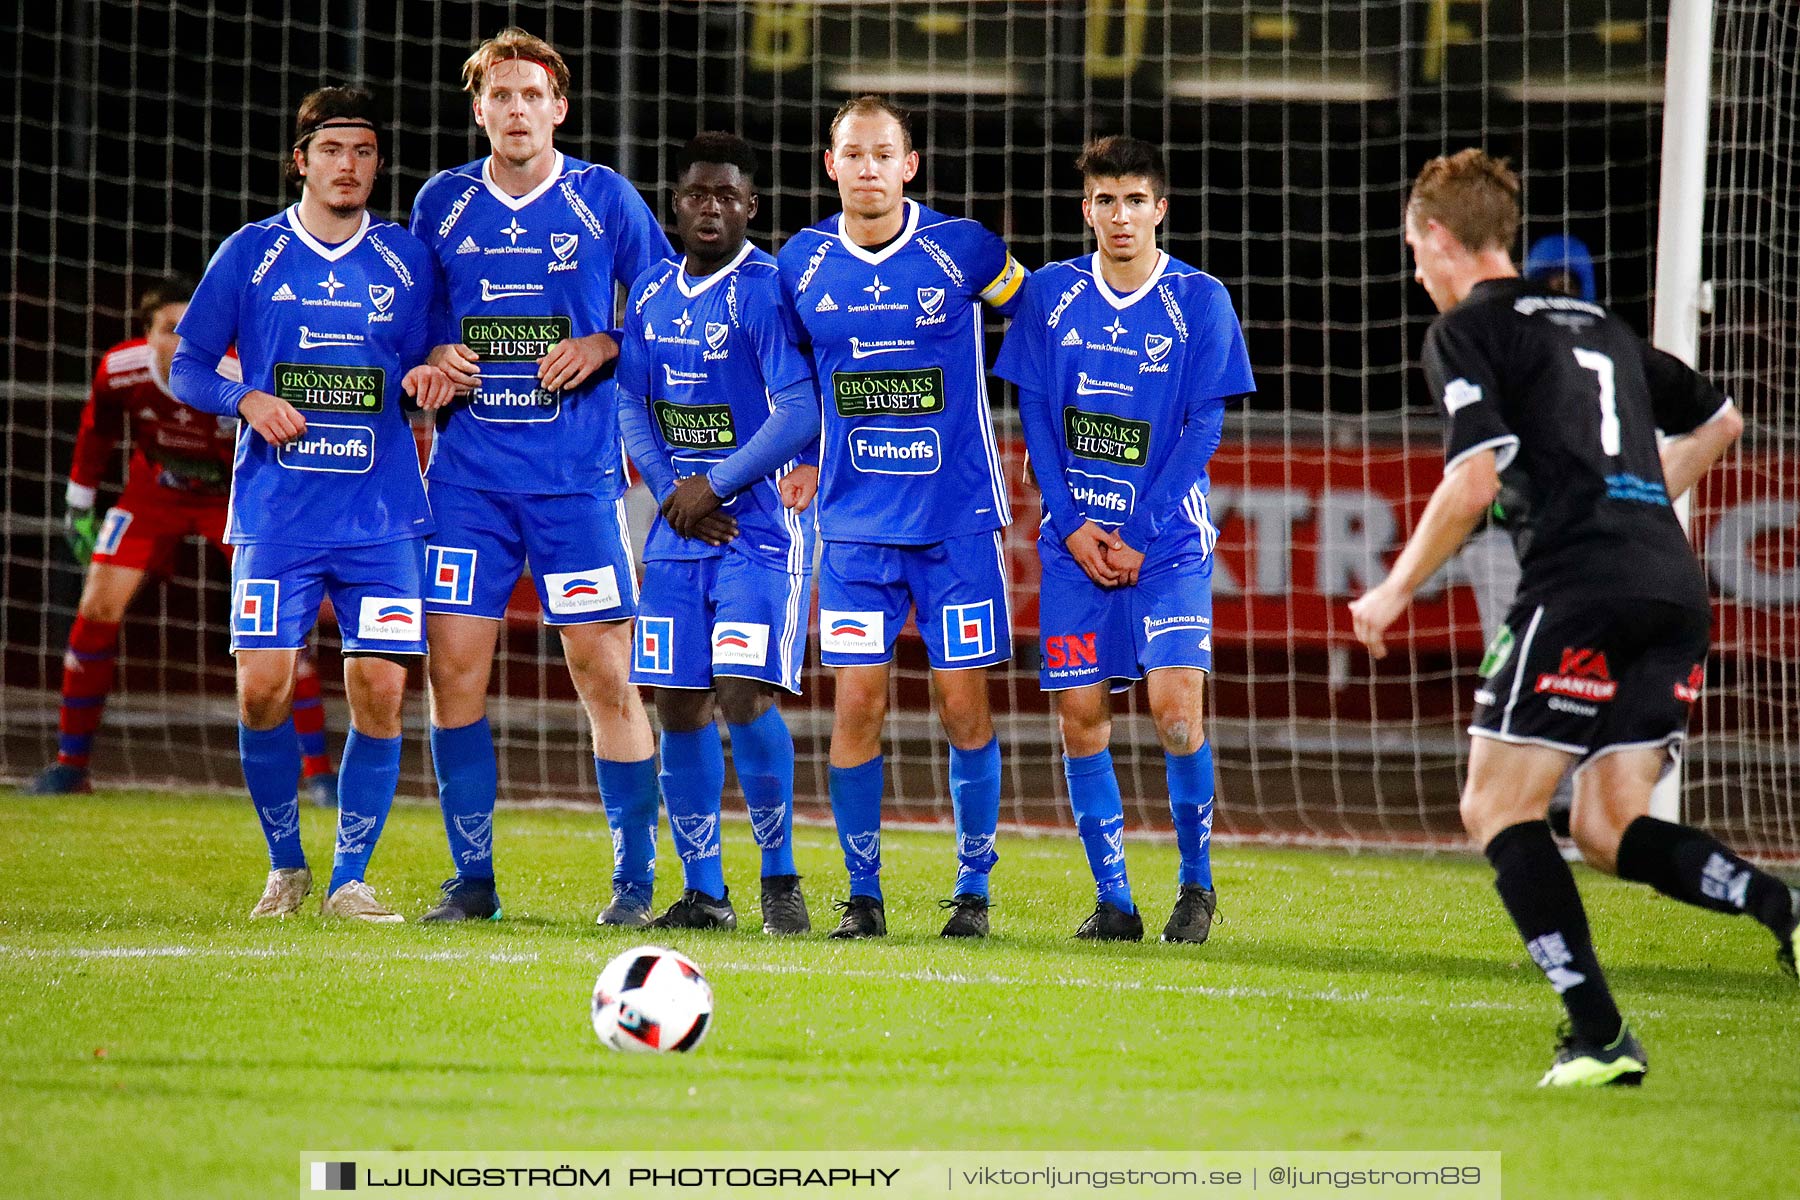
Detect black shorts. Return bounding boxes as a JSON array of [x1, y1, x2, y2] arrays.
[[1470, 594, 1709, 762]]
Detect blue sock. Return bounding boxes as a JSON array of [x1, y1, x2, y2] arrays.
[[240, 720, 305, 871], [430, 718, 498, 881], [1064, 749, 1133, 911], [1167, 742, 1217, 889], [596, 756, 660, 897], [949, 736, 1001, 899], [829, 755, 885, 901], [328, 729, 402, 894], [728, 706, 797, 878], [660, 725, 727, 899]]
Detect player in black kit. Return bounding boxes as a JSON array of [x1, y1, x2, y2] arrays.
[[1351, 150, 1799, 1087]]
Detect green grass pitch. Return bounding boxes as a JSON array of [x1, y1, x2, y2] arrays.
[[1, 791, 1793, 1199]]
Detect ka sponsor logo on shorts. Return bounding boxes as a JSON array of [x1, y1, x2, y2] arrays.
[[544, 568, 621, 616]]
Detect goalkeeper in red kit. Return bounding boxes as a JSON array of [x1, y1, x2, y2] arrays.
[[25, 277, 338, 803]]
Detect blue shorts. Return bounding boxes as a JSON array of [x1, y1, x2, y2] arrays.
[[818, 530, 1012, 670], [1037, 550, 1214, 692], [231, 538, 427, 655], [631, 552, 811, 694], [423, 479, 637, 625]]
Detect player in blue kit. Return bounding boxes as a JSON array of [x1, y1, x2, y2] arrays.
[[777, 96, 1029, 939], [616, 133, 822, 935], [169, 88, 455, 921], [408, 30, 676, 925], [995, 136, 1255, 943]]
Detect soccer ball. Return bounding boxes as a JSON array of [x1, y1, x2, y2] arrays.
[[590, 945, 714, 1053]]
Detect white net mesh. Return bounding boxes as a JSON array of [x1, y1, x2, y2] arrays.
[[4, 1, 1793, 855]]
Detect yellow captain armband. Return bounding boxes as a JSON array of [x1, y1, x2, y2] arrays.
[[979, 256, 1027, 308]]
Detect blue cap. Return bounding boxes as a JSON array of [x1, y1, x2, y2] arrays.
[[1523, 234, 1596, 303]]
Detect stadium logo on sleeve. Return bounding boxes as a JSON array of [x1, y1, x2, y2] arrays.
[[250, 234, 290, 285], [233, 579, 280, 638], [426, 546, 477, 606], [544, 568, 621, 616], [821, 611, 885, 656], [711, 622, 770, 668], [356, 596, 423, 642], [942, 600, 997, 662], [635, 617, 674, 675]]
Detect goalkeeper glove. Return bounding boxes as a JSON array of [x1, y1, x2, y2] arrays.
[[64, 505, 99, 565]]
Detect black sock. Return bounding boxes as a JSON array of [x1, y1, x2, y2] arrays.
[[1615, 816, 1795, 935], [1484, 820, 1622, 1045]]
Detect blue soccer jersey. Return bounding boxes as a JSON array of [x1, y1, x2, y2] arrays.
[[409, 153, 674, 496], [616, 242, 820, 573], [173, 206, 438, 548], [994, 252, 1255, 575], [777, 199, 1027, 545]]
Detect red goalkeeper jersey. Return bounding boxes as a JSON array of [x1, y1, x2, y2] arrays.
[[67, 338, 239, 503]]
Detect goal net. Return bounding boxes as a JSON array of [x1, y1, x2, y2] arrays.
[[5, 1, 1794, 856]]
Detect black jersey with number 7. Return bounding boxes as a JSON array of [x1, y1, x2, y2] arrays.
[[1421, 276, 1729, 607]]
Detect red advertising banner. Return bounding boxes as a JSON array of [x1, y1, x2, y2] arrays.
[[413, 425, 1797, 667]]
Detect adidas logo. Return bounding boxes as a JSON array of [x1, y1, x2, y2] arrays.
[[815, 293, 838, 312], [271, 283, 296, 301], [1061, 327, 1081, 346], [456, 236, 480, 255]]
